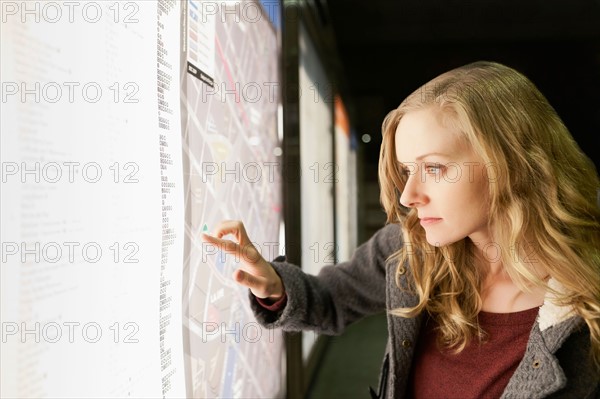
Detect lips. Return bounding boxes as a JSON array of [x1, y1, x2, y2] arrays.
[[419, 217, 442, 226]]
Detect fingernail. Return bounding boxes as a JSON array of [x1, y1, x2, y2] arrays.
[[235, 270, 244, 282]]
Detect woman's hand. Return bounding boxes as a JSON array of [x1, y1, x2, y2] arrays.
[[201, 220, 285, 300]]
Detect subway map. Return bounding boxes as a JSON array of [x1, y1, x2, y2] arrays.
[[180, 1, 284, 397]]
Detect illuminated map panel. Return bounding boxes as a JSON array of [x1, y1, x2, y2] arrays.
[[181, 1, 285, 398], [1, 2, 185, 397], [298, 20, 335, 362], [1, 1, 284, 398], [334, 95, 358, 262]]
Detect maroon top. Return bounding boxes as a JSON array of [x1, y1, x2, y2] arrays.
[[409, 307, 539, 399]]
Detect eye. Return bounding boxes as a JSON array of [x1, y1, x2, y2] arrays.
[[424, 163, 444, 175], [397, 162, 412, 178]]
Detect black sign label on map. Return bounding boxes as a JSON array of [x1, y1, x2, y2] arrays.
[[187, 61, 214, 88]]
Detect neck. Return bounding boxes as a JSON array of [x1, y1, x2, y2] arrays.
[[471, 241, 504, 277], [470, 242, 546, 313]]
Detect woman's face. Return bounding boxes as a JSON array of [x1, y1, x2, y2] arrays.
[[394, 107, 491, 247]]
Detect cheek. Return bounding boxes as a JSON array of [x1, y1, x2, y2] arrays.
[[463, 184, 491, 225], [438, 178, 488, 214], [461, 165, 490, 200]]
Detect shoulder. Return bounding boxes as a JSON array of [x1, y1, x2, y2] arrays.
[[530, 279, 597, 397], [551, 320, 597, 398], [373, 223, 403, 252]]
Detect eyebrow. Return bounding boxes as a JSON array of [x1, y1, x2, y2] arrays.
[[397, 152, 451, 164], [415, 152, 451, 160]]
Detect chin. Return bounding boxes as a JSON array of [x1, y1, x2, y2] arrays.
[[425, 237, 445, 247], [425, 234, 461, 248]]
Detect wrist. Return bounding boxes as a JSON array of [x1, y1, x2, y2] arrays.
[[267, 275, 284, 300]]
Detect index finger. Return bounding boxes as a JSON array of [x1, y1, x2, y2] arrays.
[[209, 220, 251, 246]]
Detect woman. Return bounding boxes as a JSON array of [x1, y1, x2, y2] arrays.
[[202, 61, 600, 398]]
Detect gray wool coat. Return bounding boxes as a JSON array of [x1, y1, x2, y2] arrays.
[[250, 223, 599, 398]]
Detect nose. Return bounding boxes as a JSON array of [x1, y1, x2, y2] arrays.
[[399, 173, 427, 208]]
